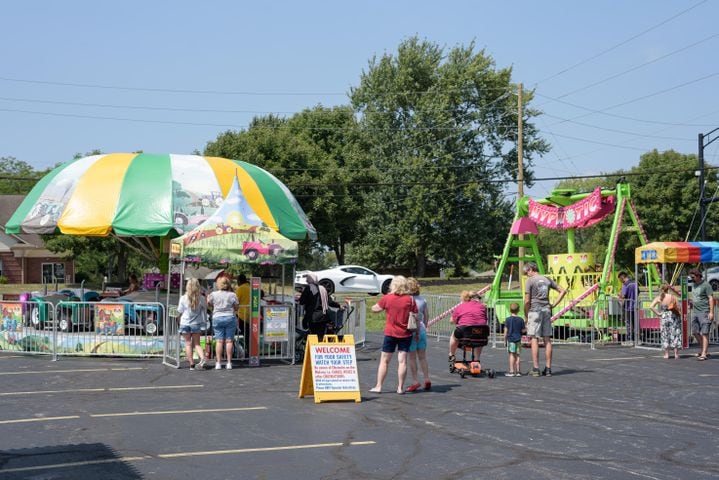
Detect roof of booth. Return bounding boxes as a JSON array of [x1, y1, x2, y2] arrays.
[[635, 241, 719, 264]]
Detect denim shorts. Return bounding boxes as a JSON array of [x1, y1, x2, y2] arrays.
[[213, 316, 237, 340], [382, 335, 412, 353], [179, 324, 203, 334], [409, 329, 427, 352]]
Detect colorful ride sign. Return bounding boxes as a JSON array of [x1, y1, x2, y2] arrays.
[[528, 187, 615, 230], [298, 335, 361, 404]]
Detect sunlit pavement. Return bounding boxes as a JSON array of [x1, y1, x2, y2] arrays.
[[0, 334, 717, 479]]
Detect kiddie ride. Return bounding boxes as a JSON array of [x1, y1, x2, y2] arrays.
[[486, 181, 657, 342], [449, 325, 496, 378]]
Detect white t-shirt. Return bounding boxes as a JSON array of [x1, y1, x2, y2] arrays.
[[208, 290, 239, 317], [177, 295, 207, 328]]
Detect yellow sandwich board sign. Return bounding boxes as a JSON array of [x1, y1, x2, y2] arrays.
[[298, 334, 361, 403]]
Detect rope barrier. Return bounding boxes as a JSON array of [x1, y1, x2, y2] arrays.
[[426, 284, 491, 328]]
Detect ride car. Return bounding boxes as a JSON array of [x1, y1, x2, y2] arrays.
[[26, 289, 101, 332], [294, 265, 394, 295]]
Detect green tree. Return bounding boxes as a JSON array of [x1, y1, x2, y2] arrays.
[[0, 156, 40, 194], [349, 37, 549, 275]]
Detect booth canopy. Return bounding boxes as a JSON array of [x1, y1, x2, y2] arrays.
[[5, 153, 316, 240], [635, 241, 719, 264], [170, 176, 298, 265]]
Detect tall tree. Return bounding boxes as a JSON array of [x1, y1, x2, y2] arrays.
[[349, 37, 549, 275]]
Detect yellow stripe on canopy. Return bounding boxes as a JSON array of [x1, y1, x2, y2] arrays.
[[203, 156, 279, 231], [58, 153, 136, 235]]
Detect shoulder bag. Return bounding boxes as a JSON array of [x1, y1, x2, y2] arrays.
[[407, 296, 418, 331]]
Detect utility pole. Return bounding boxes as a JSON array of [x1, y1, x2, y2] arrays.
[[698, 127, 719, 241], [517, 83, 525, 273]]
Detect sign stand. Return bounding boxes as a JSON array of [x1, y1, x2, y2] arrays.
[[298, 334, 361, 403]]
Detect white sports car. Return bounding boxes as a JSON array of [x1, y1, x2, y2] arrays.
[[294, 265, 394, 295]]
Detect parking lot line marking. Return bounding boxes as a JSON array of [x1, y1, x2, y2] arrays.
[[0, 388, 106, 396], [157, 440, 377, 458], [0, 456, 152, 474], [0, 367, 144, 375], [0, 415, 80, 425], [587, 356, 647, 361], [0, 442, 376, 473], [108, 385, 203, 391], [0, 385, 203, 396], [90, 406, 267, 417]]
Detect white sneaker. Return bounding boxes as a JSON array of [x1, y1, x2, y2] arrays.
[[226, 362, 233, 370], [215, 362, 222, 370], [195, 359, 207, 370]]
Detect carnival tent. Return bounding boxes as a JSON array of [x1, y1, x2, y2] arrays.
[[170, 176, 297, 265], [635, 241, 719, 264], [5, 153, 316, 241]]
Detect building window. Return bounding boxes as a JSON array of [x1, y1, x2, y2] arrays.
[[0, 259, 4, 278], [42, 263, 65, 284]]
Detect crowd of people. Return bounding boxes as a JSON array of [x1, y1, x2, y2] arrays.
[[365, 263, 715, 393], [173, 264, 716, 381]]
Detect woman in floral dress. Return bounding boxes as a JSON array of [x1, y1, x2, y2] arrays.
[[650, 283, 682, 359]]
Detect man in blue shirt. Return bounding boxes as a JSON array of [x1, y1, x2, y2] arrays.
[[618, 272, 637, 343]]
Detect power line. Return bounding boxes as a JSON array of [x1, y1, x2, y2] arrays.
[[6, 164, 717, 197], [555, 31, 719, 99], [0, 76, 517, 97], [541, 113, 695, 141], [535, 0, 709, 86]]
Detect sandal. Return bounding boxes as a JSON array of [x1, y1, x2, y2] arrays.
[[406, 383, 421, 393], [424, 381, 432, 391], [448, 354, 456, 363], [698, 356, 707, 361]]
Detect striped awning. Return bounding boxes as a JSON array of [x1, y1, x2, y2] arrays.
[[635, 241, 719, 264], [5, 153, 316, 240]]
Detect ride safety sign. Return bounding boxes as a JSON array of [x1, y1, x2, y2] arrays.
[[298, 335, 361, 403]]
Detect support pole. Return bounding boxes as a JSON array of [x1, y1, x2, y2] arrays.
[[517, 83, 525, 273]]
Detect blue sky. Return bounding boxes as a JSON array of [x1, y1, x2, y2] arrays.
[[2, 0, 717, 198]]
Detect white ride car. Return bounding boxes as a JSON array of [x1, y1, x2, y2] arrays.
[[295, 265, 394, 295]]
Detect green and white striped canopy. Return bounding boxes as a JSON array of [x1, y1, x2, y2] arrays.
[[6, 153, 316, 240]]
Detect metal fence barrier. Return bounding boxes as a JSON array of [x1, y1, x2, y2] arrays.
[[164, 300, 371, 369], [0, 299, 166, 358]]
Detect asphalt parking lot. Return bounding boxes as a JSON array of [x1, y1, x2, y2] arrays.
[[1, 334, 718, 480]]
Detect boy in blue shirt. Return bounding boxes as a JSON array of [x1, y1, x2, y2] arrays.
[[504, 303, 526, 377]]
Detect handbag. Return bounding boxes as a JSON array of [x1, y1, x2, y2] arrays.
[[407, 297, 418, 331]]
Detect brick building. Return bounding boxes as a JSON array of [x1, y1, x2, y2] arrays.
[[0, 195, 74, 284]]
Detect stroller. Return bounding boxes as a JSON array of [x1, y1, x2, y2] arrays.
[[449, 324, 495, 378], [294, 304, 353, 364]]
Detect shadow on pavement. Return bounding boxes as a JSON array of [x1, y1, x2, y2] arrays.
[[0, 442, 142, 480]]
